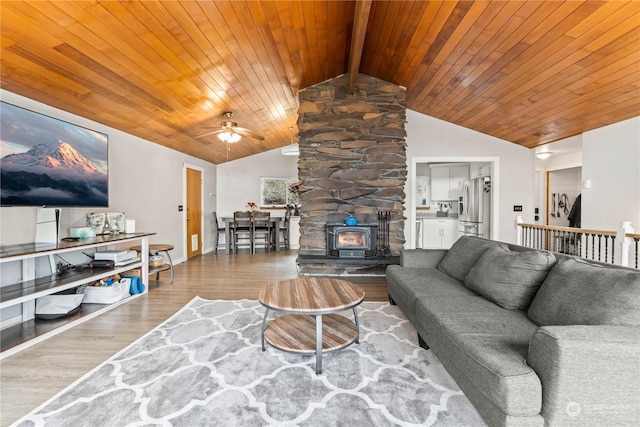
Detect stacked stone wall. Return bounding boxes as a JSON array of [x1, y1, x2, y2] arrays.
[[297, 74, 407, 255]]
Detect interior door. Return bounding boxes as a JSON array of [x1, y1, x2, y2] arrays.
[[186, 168, 202, 258]]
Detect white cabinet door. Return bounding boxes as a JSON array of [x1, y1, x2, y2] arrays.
[[430, 164, 469, 201], [423, 220, 459, 249], [441, 221, 459, 249], [449, 165, 469, 200], [422, 223, 442, 249], [290, 216, 301, 249], [430, 167, 450, 201]]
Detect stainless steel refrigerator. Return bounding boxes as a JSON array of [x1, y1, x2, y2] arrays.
[[457, 176, 491, 239]]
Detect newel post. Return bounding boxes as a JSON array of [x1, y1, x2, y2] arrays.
[[617, 221, 634, 267], [516, 215, 524, 246]]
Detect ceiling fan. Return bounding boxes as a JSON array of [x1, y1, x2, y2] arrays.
[[196, 111, 264, 143]]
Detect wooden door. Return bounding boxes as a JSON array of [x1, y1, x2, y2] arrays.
[[186, 168, 202, 258]]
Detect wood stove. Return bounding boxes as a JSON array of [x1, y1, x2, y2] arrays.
[[326, 223, 378, 258]]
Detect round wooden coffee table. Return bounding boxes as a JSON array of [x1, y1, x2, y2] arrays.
[[258, 277, 365, 374]]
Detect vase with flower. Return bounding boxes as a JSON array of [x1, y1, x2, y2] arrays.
[[247, 201, 258, 213]]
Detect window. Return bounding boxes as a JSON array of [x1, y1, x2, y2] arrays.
[[260, 177, 301, 208]]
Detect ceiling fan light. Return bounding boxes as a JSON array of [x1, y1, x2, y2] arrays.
[[218, 131, 241, 143], [536, 151, 552, 160], [281, 144, 299, 156]]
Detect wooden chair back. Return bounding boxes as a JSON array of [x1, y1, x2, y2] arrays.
[[252, 211, 271, 229], [233, 211, 252, 230]]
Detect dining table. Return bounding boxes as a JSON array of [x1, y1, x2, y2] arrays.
[[221, 216, 282, 254]]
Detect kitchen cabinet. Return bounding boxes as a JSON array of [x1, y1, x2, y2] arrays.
[[290, 216, 300, 249], [430, 164, 469, 201], [422, 219, 459, 249]]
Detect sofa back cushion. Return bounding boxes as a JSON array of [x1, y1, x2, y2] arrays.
[[528, 257, 640, 326], [464, 246, 556, 310], [437, 236, 507, 281]]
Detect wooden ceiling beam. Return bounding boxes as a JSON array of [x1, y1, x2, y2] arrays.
[[347, 0, 372, 95]]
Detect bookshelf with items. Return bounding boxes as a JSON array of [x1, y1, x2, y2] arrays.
[[0, 232, 154, 358]]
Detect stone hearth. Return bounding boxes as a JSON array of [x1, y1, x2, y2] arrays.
[[295, 73, 407, 273], [297, 254, 400, 277]]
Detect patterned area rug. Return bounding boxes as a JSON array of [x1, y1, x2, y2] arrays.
[[13, 298, 485, 426]]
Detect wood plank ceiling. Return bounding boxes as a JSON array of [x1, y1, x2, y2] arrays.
[[1, 1, 638, 164]]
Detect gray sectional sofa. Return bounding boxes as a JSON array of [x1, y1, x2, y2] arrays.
[[386, 236, 640, 426]]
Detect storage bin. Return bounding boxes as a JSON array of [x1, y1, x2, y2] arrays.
[[83, 278, 132, 304], [149, 255, 164, 267], [36, 288, 85, 320]]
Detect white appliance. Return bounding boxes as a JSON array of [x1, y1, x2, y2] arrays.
[[458, 176, 491, 239]]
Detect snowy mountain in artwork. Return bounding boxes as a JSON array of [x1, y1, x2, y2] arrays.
[[1, 141, 104, 177], [1, 140, 108, 206]]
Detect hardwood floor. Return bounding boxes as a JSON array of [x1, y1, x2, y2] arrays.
[[0, 250, 388, 426]]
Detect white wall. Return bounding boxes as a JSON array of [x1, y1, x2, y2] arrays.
[[216, 147, 299, 218], [215, 111, 537, 247], [0, 90, 217, 261], [406, 110, 536, 244], [581, 116, 640, 231]]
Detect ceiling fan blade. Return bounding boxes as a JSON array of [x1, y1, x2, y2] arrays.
[[195, 129, 224, 138], [233, 127, 265, 140]]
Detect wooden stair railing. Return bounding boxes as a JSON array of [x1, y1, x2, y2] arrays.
[[516, 220, 639, 269]]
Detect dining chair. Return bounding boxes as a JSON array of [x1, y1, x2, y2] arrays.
[[251, 211, 271, 254], [212, 212, 226, 254], [233, 211, 253, 253], [274, 207, 291, 250]]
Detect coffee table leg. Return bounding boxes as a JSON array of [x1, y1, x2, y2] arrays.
[[316, 314, 323, 374], [353, 307, 360, 344], [261, 308, 270, 351]]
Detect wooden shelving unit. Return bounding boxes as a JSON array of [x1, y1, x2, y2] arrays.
[[0, 261, 142, 309], [0, 232, 154, 358]]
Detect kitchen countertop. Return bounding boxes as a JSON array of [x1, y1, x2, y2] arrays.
[[417, 213, 458, 219]]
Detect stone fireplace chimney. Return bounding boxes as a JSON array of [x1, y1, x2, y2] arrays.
[[297, 73, 407, 258]]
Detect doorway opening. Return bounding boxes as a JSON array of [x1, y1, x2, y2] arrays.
[[409, 156, 500, 249], [546, 167, 582, 228]]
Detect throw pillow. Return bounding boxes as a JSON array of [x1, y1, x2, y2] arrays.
[[464, 246, 556, 310], [528, 257, 640, 326], [437, 236, 507, 282]]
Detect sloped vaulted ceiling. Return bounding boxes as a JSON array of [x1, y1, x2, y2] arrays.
[[1, 1, 639, 164]]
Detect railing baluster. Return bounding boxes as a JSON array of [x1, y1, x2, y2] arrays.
[[610, 236, 615, 264], [597, 235, 602, 261], [515, 223, 637, 269]]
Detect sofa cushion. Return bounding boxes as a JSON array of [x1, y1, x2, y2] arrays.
[[464, 246, 556, 310], [415, 296, 542, 416], [528, 257, 640, 326], [386, 265, 475, 324], [437, 236, 507, 282]]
